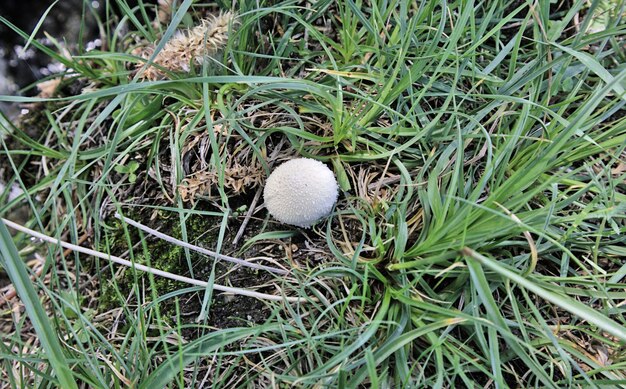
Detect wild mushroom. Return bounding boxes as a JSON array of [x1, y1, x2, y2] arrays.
[[263, 158, 339, 228]]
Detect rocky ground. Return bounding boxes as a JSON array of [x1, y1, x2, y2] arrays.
[[0, 0, 155, 117]]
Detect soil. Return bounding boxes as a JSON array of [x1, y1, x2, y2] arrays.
[[0, 272, 9, 289]]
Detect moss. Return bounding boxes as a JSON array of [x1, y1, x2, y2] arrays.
[[97, 212, 216, 313], [95, 210, 272, 334]]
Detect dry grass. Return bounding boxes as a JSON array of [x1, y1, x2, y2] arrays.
[[138, 11, 238, 81]]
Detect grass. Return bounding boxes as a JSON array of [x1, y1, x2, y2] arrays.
[[1, 0, 625, 387]]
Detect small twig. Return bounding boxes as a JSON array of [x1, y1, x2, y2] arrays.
[[373, 155, 394, 200], [2, 218, 307, 302], [63, 234, 89, 257], [232, 138, 285, 246], [232, 188, 262, 247], [115, 213, 288, 275], [367, 175, 401, 191]]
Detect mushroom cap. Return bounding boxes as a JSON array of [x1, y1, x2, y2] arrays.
[[263, 158, 339, 228]]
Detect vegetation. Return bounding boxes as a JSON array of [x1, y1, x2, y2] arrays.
[[1, 0, 625, 387]]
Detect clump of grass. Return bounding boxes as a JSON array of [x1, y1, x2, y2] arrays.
[[1, 0, 626, 387]]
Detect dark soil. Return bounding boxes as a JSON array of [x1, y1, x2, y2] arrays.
[[0, 272, 9, 289]]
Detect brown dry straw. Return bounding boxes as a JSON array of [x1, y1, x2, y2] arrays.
[[140, 11, 237, 80]]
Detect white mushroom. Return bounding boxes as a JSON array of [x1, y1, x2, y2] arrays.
[[263, 158, 339, 228]]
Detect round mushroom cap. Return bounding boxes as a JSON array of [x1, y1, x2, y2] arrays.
[[263, 158, 339, 228]]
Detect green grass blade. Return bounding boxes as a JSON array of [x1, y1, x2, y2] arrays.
[[0, 221, 78, 389], [139, 325, 278, 389], [464, 248, 626, 341]]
